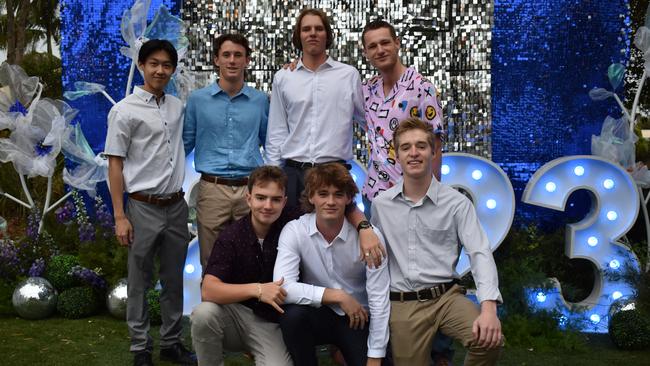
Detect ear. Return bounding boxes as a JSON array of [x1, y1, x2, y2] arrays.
[[245, 192, 252, 209], [213, 55, 219, 68], [395, 37, 401, 48]]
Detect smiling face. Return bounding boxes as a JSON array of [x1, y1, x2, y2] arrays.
[[363, 27, 400, 72], [138, 49, 175, 95], [247, 181, 287, 230], [396, 128, 434, 180], [309, 184, 351, 224], [214, 40, 250, 83], [299, 14, 328, 57]]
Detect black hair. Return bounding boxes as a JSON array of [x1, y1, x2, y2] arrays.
[[138, 39, 178, 68]]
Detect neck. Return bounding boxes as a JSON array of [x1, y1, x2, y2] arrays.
[[142, 84, 164, 102], [380, 62, 406, 95], [251, 217, 271, 239], [218, 78, 244, 97], [301, 53, 328, 71], [403, 174, 432, 203], [315, 215, 344, 243]]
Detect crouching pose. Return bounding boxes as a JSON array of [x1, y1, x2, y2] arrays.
[[273, 163, 390, 366]]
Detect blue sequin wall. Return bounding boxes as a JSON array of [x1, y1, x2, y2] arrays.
[[492, 0, 630, 222], [61, 0, 631, 224], [60, 0, 179, 151]]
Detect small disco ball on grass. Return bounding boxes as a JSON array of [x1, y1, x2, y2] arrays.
[[106, 278, 128, 319], [12, 277, 58, 319]]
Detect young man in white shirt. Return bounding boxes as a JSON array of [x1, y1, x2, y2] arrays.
[[273, 163, 390, 366], [370, 117, 503, 365], [265, 8, 365, 207], [105, 39, 195, 366]]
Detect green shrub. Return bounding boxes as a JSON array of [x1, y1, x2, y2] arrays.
[[57, 286, 100, 319], [502, 312, 587, 352], [147, 289, 162, 326], [45, 254, 79, 291], [609, 309, 650, 350]]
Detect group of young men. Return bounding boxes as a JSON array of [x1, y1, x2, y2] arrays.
[[105, 7, 503, 366]]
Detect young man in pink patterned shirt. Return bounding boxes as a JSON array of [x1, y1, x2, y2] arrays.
[[361, 20, 452, 366], [361, 20, 445, 211]]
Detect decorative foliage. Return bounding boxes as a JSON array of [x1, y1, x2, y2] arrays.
[[147, 288, 162, 326], [609, 309, 650, 350], [56, 286, 101, 319], [44, 254, 80, 291]]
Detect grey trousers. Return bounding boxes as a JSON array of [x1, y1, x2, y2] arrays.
[[191, 302, 293, 366], [126, 198, 190, 352]]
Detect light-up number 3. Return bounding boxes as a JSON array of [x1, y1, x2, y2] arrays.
[[522, 156, 641, 332], [441, 153, 515, 275]]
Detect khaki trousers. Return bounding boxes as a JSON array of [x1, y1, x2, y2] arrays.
[[389, 285, 502, 366], [191, 302, 293, 366], [196, 179, 249, 270]]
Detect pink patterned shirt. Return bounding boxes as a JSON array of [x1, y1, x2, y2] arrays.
[[362, 68, 444, 200]]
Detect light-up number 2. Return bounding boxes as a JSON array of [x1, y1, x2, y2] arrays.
[[522, 156, 641, 332], [441, 153, 515, 275]]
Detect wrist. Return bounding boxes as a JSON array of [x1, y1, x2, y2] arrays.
[[356, 220, 372, 232], [256, 283, 262, 302]]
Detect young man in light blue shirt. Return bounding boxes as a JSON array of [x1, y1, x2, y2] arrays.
[[183, 34, 269, 270]]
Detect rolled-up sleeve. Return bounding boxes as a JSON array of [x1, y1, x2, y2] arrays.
[[273, 221, 326, 306], [365, 228, 390, 358]]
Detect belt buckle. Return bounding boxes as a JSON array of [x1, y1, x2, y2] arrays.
[[416, 289, 429, 302]]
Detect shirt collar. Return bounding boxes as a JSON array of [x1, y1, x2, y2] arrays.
[[210, 82, 251, 98], [296, 56, 335, 71], [391, 177, 440, 205], [307, 212, 351, 246], [369, 66, 417, 98], [133, 86, 165, 104]]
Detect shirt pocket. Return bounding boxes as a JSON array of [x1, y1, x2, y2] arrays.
[[415, 226, 457, 273]]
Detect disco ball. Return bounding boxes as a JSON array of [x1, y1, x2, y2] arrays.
[[106, 278, 128, 319], [12, 277, 58, 320]]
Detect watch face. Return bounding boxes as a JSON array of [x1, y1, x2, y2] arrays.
[[358, 221, 372, 231]]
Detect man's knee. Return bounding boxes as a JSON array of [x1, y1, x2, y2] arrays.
[[279, 305, 312, 332], [191, 302, 222, 338]]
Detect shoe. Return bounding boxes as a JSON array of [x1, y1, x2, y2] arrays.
[[160, 343, 197, 365], [133, 351, 154, 366]]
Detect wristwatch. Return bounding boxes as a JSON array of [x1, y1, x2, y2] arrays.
[[356, 220, 372, 232]]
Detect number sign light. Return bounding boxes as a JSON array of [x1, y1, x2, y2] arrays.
[[522, 156, 641, 333], [441, 153, 515, 276]]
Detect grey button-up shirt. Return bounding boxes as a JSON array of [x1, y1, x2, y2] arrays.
[[370, 178, 502, 304], [105, 86, 185, 194]]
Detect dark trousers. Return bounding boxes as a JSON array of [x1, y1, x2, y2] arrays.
[[279, 304, 369, 366], [282, 165, 307, 208]]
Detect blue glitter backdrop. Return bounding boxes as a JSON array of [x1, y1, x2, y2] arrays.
[[60, 0, 631, 224]]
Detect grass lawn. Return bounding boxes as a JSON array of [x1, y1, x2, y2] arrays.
[[1, 313, 649, 365]]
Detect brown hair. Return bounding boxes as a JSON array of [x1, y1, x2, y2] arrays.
[[292, 8, 334, 51], [361, 19, 398, 47], [213, 33, 253, 58], [393, 117, 436, 155], [247, 166, 288, 194], [301, 163, 358, 212]]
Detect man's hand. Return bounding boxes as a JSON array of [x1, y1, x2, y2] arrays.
[[358, 228, 386, 268], [366, 358, 382, 366], [472, 300, 502, 349], [339, 290, 369, 330], [281, 57, 299, 71], [259, 278, 287, 314], [114, 216, 133, 246]]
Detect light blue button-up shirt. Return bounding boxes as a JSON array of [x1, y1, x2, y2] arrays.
[[183, 82, 269, 178]]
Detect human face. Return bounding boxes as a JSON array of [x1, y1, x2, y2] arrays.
[[138, 49, 175, 95], [309, 185, 351, 224], [396, 129, 434, 179], [246, 181, 287, 229], [363, 27, 400, 72], [214, 40, 250, 83], [299, 14, 328, 57]]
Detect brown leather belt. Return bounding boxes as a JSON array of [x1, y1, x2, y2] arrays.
[[390, 281, 456, 302], [129, 191, 184, 206], [285, 159, 351, 170], [200, 174, 248, 186]]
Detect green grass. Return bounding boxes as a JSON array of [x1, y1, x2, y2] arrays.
[[1, 314, 649, 365]]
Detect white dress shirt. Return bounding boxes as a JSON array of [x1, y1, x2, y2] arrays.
[[265, 57, 365, 166], [104, 86, 185, 194], [370, 178, 503, 304], [273, 213, 390, 358]]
